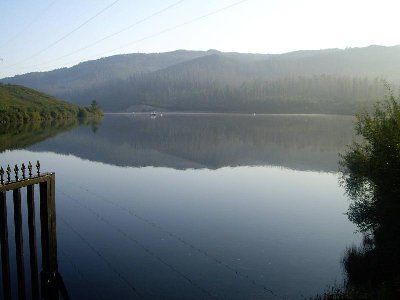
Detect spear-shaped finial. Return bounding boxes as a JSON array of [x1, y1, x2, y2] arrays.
[[0, 166, 4, 185], [36, 160, 40, 176], [6, 165, 11, 183], [21, 163, 26, 179], [28, 161, 33, 178], [14, 164, 19, 181]]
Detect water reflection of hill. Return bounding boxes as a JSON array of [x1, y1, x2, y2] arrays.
[[28, 114, 355, 172], [0, 120, 79, 152]]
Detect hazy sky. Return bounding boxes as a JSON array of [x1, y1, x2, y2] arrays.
[[1, 0, 399, 78]]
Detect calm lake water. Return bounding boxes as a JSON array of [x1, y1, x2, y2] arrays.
[[1, 114, 361, 299]]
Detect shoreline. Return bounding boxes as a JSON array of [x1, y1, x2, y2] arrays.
[[105, 111, 355, 117]]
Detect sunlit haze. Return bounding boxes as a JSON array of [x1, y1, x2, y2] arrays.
[[2, 1, 400, 299], [1, 0, 400, 78]]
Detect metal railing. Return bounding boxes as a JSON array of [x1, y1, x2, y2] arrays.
[[0, 161, 68, 300]]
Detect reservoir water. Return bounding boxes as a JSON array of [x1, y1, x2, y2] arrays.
[[0, 114, 361, 299]]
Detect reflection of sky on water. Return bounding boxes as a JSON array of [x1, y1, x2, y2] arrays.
[[1, 146, 360, 299]]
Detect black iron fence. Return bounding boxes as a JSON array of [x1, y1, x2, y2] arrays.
[[0, 161, 68, 300]]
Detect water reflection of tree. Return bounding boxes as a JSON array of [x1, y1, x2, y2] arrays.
[[316, 91, 400, 299], [0, 118, 102, 152]]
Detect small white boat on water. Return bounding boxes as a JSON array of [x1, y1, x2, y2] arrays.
[[150, 111, 163, 118]]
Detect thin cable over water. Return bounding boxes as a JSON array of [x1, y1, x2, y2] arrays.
[[15, 0, 251, 72], [59, 189, 219, 300], [30, 0, 185, 68], [59, 248, 108, 300], [0, 0, 57, 50], [59, 216, 146, 300], [62, 179, 285, 300], [7, 0, 122, 68]]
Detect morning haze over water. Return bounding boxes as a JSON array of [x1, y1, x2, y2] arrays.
[[1, 114, 360, 299], [1, 0, 400, 299]]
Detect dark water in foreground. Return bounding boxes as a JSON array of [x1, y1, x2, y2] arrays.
[[0, 114, 360, 299]]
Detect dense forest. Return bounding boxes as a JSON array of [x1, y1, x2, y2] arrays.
[[2, 46, 400, 114], [0, 84, 103, 124], [80, 73, 388, 114]]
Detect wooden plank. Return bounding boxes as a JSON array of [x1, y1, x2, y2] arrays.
[[27, 185, 39, 300], [0, 173, 52, 192], [0, 190, 11, 300], [13, 188, 26, 300], [39, 173, 59, 300]]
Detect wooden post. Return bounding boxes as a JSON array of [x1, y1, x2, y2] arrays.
[[0, 190, 11, 300], [27, 184, 40, 300], [1, 165, 64, 299], [40, 173, 59, 300], [13, 188, 27, 300]]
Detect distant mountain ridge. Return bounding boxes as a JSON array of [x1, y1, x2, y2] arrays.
[[2, 50, 211, 95], [2, 45, 400, 113]]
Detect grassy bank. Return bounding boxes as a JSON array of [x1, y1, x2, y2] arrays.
[[0, 83, 102, 124]]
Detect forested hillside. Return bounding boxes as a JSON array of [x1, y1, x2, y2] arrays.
[[2, 50, 211, 96], [2, 45, 400, 114], [0, 84, 102, 123]]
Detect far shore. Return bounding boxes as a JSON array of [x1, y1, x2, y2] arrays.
[[105, 111, 355, 117]]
